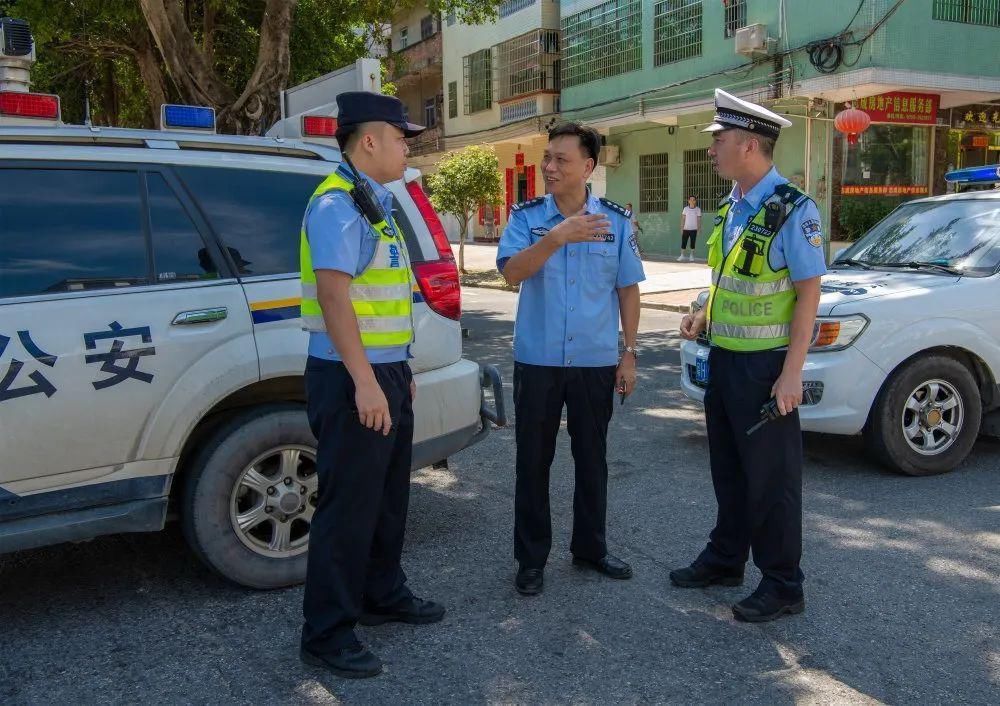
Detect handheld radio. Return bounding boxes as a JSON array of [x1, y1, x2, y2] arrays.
[[341, 151, 390, 228]]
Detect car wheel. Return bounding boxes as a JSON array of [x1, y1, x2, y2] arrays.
[[865, 355, 981, 476], [180, 404, 317, 588]]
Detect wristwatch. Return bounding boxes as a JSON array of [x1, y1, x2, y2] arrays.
[[622, 345, 639, 359]]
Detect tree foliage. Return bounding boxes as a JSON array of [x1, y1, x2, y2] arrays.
[[427, 145, 503, 272], [0, 0, 499, 133]]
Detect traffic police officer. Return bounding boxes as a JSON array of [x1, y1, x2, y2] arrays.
[[671, 90, 826, 622], [299, 92, 444, 678], [498, 122, 646, 596]]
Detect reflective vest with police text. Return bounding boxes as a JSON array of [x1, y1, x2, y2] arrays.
[[705, 183, 809, 352], [299, 170, 414, 348]]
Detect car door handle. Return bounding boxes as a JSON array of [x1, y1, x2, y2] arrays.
[[172, 307, 228, 325]]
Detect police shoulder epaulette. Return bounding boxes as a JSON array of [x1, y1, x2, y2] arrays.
[[774, 182, 811, 207], [510, 196, 545, 212], [599, 197, 631, 218]]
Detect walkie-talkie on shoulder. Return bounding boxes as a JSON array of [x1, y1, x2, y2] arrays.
[[341, 151, 389, 228]]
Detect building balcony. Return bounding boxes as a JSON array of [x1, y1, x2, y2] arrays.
[[389, 32, 442, 84], [495, 29, 561, 106], [407, 124, 444, 157]]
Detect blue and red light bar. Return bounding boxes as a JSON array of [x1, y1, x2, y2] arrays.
[[944, 165, 1000, 184], [160, 104, 216, 132]]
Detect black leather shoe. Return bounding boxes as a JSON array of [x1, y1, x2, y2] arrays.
[[359, 596, 446, 626], [572, 554, 633, 580], [669, 561, 744, 588], [300, 644, 383, 679], [732, 587, 805, 623], [515, 567, 544, 595]]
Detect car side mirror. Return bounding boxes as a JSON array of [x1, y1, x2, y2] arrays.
[[691, 289, 710, 314]]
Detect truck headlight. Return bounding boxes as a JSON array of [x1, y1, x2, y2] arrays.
[[809, 315, 869, 352]]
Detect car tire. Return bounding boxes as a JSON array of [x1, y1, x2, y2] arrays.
[[864, 355, 981, 476], [180, 404, 318, 589]]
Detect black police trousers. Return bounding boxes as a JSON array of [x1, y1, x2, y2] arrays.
[[697, 347, 805, 596], [301, 357, 414, 653], [513, 362, 617, 569]]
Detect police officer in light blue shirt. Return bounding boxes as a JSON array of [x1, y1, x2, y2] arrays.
[[721, 167, 828, 278], [497, 122, 645, 596], [673, 89, 826, 623], [299, 92, 444, 680]]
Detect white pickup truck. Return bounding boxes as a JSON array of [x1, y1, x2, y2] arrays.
[[681, 167, 1000, 476]]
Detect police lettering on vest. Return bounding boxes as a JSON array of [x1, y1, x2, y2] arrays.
[[704, 183, 809, 352]]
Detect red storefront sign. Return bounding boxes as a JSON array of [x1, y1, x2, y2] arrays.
[[841, 185, 929, 196], [856, 92, 939, 125]]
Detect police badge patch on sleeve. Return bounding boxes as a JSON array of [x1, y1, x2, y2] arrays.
[[801, 219, 823, 247], [628, 233, 640, 256]]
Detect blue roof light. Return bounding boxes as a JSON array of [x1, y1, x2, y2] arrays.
[[944, 165, 1000, 184], [161, 104, 216, 132]]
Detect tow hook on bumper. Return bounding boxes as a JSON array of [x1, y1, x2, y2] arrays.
[[479, 364, 507, 428]]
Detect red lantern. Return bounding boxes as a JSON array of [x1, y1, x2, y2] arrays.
[[835, 103, 871, 145]]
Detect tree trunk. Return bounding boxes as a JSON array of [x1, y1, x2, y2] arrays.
[[139, 0, 297, 135], [458, 217, 467, 274], [101, 60, 119, 126], [132, 29, 169, 128], [228, 0, 298, 134], [139, 0, 236, 116], [203, 0, 217, 64]]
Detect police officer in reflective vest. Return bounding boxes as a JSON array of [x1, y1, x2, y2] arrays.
[[672, 90, 826, 622], [299, 92, 444, 678], [498, 123, 646, 596]]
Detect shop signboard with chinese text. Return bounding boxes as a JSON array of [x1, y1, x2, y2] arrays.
[[841, 185, 929, 196], [952, 105, 1000, 131], [857, 92, 939, 125]]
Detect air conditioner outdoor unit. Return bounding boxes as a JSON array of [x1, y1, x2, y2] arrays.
[[735, 24, 769, 56], [600, 145, 620, 167]]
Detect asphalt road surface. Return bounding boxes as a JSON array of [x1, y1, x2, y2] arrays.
[[1, 288, 997, 705]]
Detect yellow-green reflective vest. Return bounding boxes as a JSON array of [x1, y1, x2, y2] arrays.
[[300, 171, 414, 348], [705, 183, 809, 352]]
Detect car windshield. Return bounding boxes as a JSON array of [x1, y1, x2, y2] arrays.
[[838, 198, 1000, 277]]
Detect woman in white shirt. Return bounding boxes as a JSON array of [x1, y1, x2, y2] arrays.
[[679, 195, 702, 261]]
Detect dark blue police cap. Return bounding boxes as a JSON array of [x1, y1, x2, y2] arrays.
[[335, 91, 425, 138]]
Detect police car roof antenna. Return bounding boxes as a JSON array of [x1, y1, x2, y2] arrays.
[[83, 79, 92, 127]]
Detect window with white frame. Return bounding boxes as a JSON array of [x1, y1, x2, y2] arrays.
[[463, 48, 493, 114], [448, 81, 458, 119]]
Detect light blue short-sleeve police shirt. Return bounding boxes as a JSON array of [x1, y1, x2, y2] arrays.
[[497, 193, 646, 367], [304, 168, 410, 363], [723, 167, 827, 282]]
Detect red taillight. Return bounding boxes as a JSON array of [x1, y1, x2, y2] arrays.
[[413, 261, 461, 321], [0, 91, 60, 120], [302, 115, 337, 137], [406, 180, 461, 320], [406, 180, 455, 261]]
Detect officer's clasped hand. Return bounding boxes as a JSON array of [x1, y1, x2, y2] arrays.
[[679, 311, 706, 341]]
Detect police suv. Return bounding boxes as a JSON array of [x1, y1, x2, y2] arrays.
[[680, 166, 1000, 477], [0, 87, 504, 587]]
